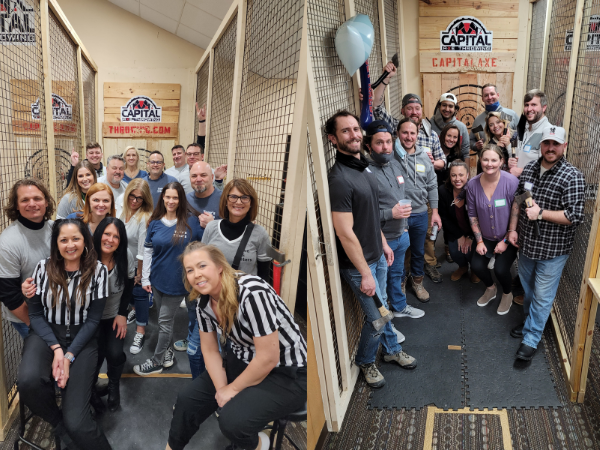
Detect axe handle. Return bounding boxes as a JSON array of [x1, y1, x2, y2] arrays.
[[525, 197, 541, 236], [373, 293, 391, 316]]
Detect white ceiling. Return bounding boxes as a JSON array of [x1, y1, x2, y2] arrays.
[[108, 0, 234, 49]]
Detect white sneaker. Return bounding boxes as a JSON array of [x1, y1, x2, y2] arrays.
[[393, 304, 425, 319], [180, 299, 186, 308], [129, 332, 145, 355], [391, 324, 405, 344]]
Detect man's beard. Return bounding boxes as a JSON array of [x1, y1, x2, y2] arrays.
[[528, 110, 544, 124], [408, 116, 422, 127], [194, 184, 207, 194], [337, 138, 361, 154]]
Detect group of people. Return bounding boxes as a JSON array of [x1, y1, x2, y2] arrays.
[[329, 60, 585, 389], [0, 104, 307, 450]]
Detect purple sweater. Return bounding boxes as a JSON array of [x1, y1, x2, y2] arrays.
[[466, 171, 519, 242]]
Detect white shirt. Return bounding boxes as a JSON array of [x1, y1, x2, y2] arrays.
[[97, 176, 127, 200]]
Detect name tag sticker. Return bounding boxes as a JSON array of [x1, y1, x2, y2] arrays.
[[397, 175, 405, 185], [524, 182, 534, 191], [365, 167, 372, 173], [416, 164, 426, 173], [494, 199, 506, 207], [423, 147, 431, 154], [523, 145, 531, 153], [157, 188, 163, 193]]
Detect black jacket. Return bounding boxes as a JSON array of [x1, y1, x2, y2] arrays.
[[438, 184, 473, 243]]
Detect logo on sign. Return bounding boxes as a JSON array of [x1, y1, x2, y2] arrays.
[[30, 94, 73, 121], [0, 0, 36, 44], [440, 16, 493, 52], [565, 15, 600, 51], [121, 96, 162, 122]]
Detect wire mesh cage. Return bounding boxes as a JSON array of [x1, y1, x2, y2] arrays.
[[0, 0, 48, 408], [354, 0, 384, 100], [383, 0, 402, 118], [527, 0, 548, 91], [81, 56, 96, 144], [543, 0, 578, 125], [233, 0, 303, 248], [553, 0, 600, 362], [206, 13, 237, 169], [194, 61, 210, 143]]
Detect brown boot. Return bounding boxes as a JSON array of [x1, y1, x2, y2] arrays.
[[497, 292, 513, 315], [513, 294, 524, 305], [411, 275, 430, 303], [470, 271, 480, 283], [401, 277, 407, 295], [477, 285, 497, 307], [445, 245, 453, 263], [451, 266, 468, 281]]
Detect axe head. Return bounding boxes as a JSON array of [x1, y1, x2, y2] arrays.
[[372, 312, 393, 332], [391, 53, 399, 68], [472, 124, 484, 141], [514, 190, 532, 205]]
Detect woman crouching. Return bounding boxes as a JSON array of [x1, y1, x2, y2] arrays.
[[166, 242, 307, 450]]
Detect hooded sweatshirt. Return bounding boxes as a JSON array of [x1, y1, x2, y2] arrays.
[[367, 155, 408, 241], [430, 109, 470, 160], [394, 143, 438, 214], [516, 116, 554, 169]]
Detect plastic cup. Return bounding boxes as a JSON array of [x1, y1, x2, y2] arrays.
[[398, 199, 411, 206]]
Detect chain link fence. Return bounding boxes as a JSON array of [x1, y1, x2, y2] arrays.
[[383, 0, 402, 118], [353, 0, 383, 110], [81, 56, 96, 143], [527, 0, 549, 91], [194, 61, 210, 143]]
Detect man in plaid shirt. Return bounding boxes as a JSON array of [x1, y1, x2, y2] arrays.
[[507, 126, 585, 361]]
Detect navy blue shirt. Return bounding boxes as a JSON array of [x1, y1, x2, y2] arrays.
[[186, 190, 222, 224], [123, 169, 148, 184], [142, 172, 178, 207], [144, 215, 203, 296]]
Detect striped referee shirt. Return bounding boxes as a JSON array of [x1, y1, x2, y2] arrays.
[[29, 259, 108, 356], [516, 157, 585, 260], [196, 274, 307, 368]]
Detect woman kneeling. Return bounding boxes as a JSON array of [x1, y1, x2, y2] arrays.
[[166, 243, 307, 450]]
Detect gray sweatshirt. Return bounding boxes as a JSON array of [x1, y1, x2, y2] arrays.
[[394, 144, 438, 214], [367, 156, 408, 241], [430, 110, 470, 159]]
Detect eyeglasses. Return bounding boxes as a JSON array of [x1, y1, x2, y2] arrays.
[[128, 194, 143, 202], [227, 194, 251, 204], [148, 160, 163, 166], [186, 152, 201, 157]]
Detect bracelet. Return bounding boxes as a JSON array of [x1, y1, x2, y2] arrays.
[[382, 82, 388, 86], [198, 119, 206, 123], [53, 347, 62, 352], [477, 240, 483, 244], [507, 230, 516, 233]]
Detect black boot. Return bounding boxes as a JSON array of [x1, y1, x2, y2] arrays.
[[107, 361, 125, 412]]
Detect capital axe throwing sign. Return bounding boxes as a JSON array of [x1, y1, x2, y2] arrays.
[[0, 0, 36, 44], [565, 15, 600, 51], [440, 16, 493, 52], [121, 96, 162, 122], [31, 94, 72, 120]]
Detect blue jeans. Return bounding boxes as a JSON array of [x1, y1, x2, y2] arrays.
[[386, 232, 410, 312], [187, 302, 205, 379], [133, 269, 150, 326], [448, 238, 474, 268], [407, 211, 429, 278], [518, 251, 569, 349], [11, 322, 29, 339], [340, 254, 402, 365]]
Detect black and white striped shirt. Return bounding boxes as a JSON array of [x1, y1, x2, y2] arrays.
[[197, 274, 307, 368], [32, 259, 108, 325]]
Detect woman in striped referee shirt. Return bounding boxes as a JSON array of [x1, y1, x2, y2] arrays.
[[18, 219, 112, 449], [166, 243, 307, 450]]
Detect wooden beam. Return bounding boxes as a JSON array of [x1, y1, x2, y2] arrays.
[[377, 0, 390, 111], [420, 52, 516, 73], [539, 0, 553, 91], [562, 0, 586, 140], [419, 17, 519, 39], [77, 47, 86, 153], [103, 83, 181, 100], [397, 0, 408, 97], [521, 1, 534, 92], [511, 0, 532, 111], [41, 0, 57, 203], [204, 52, 214, 161]]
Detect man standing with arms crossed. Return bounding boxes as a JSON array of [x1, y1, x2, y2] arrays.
[[507, 126, 584, 360], [327, 111, 417, 389]]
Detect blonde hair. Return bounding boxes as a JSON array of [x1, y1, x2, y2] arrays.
[[120, 178, 153, 224], [124, 146, 140, 169], [181, 242, 240, 333], [484, 112, 513, 144], [81, 183, 115, 223]]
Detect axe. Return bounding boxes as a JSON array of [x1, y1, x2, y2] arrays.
[[515, 191, 540, 237], [472, 124, 484, 142], [372, 293, 393, 331], [371, 53, 399, 90]]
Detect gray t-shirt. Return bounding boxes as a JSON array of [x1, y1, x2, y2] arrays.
[[165, 165, 192, 194], [102, 249, 136, 320], [0, 220, 54, 322], [201, 220, 271, 276], [186, 190, 222, 223], [57, 193, 83, 219]]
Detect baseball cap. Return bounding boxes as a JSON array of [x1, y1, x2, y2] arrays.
[[365, 120, 394, 137], [402, 94, 422, 108], [541, 126, 566, 144], [439, 93, 458, 105]]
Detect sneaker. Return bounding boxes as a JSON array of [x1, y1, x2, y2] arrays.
[[180, 299, 186, 308], [477, 285, 497, 307], [359, 363, 386, 388], [424, 264, 443, 283], [497, 293, 513, 315], [163, 347, 175, 368], [383, 351, 417, 369], [126, 309, 136, 324], [393, 304, 425, 319], [390, 324, 405, 343], [129, 332, 145, 355], [174, 339, 188, 352], [451, 266, 468, 281], [445, 245, 454, 264], [133, 359, 162, 376], [411, 276, 430, 302]]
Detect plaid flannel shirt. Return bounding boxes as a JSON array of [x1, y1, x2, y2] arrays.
[[516, 157, 585, 260], [374, 104, 446, 163]]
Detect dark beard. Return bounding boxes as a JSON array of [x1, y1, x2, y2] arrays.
[[337, 139, 362, 154], [408, 117, 422, 127], [528, 110, 544, 125], [194, 185, 207, 194]]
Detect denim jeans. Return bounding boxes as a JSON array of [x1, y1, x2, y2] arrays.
[[186, 302, 205, 380], [133, 268, 150, 326], [386, 232, 410, 312], [448, 239, 474, 268], [340, 254, 402, 366], [11, 322, 29, 339], [407, 211, 429, 278], [518, 251, 569, 349]]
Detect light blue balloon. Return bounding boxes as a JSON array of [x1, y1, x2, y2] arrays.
[[335, 14, 374, 76]]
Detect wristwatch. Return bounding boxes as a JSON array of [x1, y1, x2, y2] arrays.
[[64, 352, 75, 363], [538, 209, 544, 221]]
